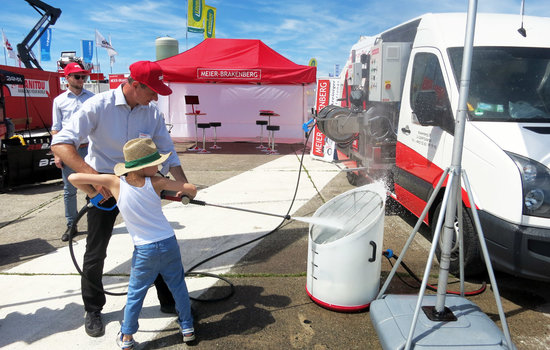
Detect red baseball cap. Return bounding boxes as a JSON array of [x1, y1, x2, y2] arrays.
[[64, 62, 88, 77], [129, 60, 172, 96]]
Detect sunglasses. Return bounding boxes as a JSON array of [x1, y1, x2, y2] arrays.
[[71, 74, 88, 80]]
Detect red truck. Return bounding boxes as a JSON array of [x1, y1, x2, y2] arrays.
[[0, 65, 62, 188], [0, 0, 63, 189]]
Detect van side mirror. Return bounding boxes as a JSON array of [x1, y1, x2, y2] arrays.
[[413, 90, 438, 126]]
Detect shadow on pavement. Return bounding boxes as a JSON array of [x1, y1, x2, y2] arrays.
[[0, 238, 56, 268], [0, 302, 83, 348], [141, 285, 291, 349]]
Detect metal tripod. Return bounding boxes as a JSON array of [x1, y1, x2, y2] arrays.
[[376, 167, 514, 349], [375, 1, 513, 349]]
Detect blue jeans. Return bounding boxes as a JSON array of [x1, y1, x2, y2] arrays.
[[61, 146, 88, 228], [121, 236, 193, 335]]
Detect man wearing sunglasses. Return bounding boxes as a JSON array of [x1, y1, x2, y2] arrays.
[[52, 62, 94, 242]]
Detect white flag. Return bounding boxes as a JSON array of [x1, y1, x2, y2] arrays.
[[109, 35, 116, 67], [2, 29, 16, 59], [95, 29, 117, 57]]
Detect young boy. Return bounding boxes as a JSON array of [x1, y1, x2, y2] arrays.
[[69, 138, 197, 349]]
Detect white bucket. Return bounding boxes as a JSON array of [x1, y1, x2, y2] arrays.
[[306, 183, 386, 311]]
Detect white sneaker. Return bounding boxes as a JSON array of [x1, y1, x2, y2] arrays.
[[182, 328, 196, 343], [116, 331, 135, 349]]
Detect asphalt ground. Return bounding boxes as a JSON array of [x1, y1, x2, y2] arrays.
[[0, 141, 549, 349]]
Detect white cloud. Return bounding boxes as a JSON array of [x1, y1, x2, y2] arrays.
[[4, 0, 550, 76]]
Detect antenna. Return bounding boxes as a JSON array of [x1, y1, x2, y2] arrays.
[[518, 0, 527, 37]]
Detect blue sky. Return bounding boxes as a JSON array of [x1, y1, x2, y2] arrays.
[[2, 0, 550, 77]]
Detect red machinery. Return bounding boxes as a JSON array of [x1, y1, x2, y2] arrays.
[[0, 0, 63, 188], [0, 66, 62, 189]]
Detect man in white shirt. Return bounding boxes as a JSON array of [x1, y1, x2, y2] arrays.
[[51, 62, 94, 241], [52, 60, 186, 338]]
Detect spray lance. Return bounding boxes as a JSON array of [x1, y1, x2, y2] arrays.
[[161, 191, 344, 229], [161, 191, 291, 220]]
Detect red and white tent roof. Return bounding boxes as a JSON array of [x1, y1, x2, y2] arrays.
[[157, 38, 316, 85]]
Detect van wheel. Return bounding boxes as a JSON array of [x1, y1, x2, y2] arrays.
[[431, 202, 485, 277], [346, 171, 368, 186]]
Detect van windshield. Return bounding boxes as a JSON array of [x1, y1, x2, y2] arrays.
[[448, 47, 550, 122]]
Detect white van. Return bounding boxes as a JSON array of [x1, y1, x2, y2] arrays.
[[318, 13, 550, 281]]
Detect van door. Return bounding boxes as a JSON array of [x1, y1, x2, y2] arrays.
[[394, 48, 455, 220]]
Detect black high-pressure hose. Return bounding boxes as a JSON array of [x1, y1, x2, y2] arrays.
[[68, 203, 127, 297], [69, 128, 483, 301], [382, 249, 487, 296], [177, 128, 314, 300], [67, 128, 314, 300]]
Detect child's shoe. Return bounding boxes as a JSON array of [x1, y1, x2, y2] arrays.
[[116, 331, 135, 349], [182, 328, 196, 343]]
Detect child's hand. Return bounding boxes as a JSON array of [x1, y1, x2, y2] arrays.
[[177, 183, 197, 199]]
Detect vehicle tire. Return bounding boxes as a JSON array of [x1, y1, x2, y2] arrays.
[[431, 201, 485, 277], [346, 171, 359, 186], [346, 171, 368, 187]]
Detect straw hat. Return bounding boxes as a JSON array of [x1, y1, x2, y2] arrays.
[[114, 138, 171, 176]]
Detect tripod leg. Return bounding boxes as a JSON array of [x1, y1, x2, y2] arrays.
[[404, 171, 456, 350], [456, 179, 465, 296], [377, 167, 450, 299], [462, 170, 514, 349]]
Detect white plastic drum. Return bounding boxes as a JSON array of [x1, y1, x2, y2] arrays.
[[306, 183, 386, 311]]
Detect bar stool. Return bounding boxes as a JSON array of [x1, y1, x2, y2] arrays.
[[184, 95, 201, 151], [197, 123, 211, 154], [266, 125, 280, 155], [255, 120, 268, 149], [209, 122, 222, 150]]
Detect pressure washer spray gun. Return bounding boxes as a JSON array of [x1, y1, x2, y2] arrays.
[[88, 193, 118, 211], [160, 190, 291, 220]]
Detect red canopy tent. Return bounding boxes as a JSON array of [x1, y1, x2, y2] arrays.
[[156, 39, 317, 143], [158, 38, 316, 85]]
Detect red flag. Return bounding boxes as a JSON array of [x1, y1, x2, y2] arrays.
[[2, 29, 16, 59]]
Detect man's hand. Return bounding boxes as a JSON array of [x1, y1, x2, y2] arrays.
[[54, 154, 63, 169], [52, 143, 94, 174]]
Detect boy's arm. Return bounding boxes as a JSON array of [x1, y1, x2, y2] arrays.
[[152, 176, 197, 199], [68, 173, 120, 201]]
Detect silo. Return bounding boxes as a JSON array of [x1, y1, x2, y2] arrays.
[[155, 36, 179, 60]]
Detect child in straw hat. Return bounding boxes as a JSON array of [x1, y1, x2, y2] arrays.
[[68, 138, 197, 349]]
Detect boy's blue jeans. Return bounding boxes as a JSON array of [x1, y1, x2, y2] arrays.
[[121, 236, 193, 335]]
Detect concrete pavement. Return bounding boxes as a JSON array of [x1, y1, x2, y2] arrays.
[[0, 142, 549, 349]]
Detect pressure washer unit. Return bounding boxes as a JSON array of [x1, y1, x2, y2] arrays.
[[306, 183, 386, 311]]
